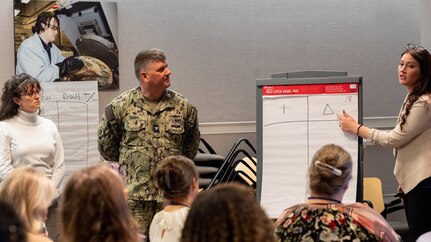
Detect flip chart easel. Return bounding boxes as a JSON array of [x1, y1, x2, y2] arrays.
[[40, 81, 100, 180], [256, 71, 363, 218]]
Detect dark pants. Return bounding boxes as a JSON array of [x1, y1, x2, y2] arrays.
[[46, 197, 60, 242], [404, 177, 431, 241]]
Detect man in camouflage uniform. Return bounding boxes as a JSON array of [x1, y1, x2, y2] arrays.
[[97, 49, 200, 238]]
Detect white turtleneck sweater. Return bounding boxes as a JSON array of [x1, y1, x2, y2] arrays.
[[0, 110, 65, 192]]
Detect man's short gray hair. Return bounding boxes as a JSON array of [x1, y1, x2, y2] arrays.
[[134, 48, 166, 80]]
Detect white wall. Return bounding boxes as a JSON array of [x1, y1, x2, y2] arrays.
[[0, 1, 14, 83], [422, 0, 431, 47], [113, 0, 420, 122], [2, 0, 421, 123]]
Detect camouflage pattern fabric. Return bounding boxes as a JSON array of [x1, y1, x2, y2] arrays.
[[128, 199, 163, 241], [97, 87, 200, 202], [60, 55, 113, 88]]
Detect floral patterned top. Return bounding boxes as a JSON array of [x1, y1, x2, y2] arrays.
[[275, 203, 400, 242]]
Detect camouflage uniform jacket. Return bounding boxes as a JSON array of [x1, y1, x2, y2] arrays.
[[97, 87, 200, 201]]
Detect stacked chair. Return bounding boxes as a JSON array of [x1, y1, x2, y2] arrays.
[[206, 138, 257, 190], [193, 138, 225, 189]]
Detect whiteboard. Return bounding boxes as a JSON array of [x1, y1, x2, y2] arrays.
[[256, 76, 362, 218], [40, 81, 100, 180]]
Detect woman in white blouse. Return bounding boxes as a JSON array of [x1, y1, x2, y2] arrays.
[[150, 155, 200, 242]]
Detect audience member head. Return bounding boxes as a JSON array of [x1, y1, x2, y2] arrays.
[[60, 164, 139, 242], [0, 73, 42, 121], [0, 200, 27, 242], [134, 48, 167, 80], [308, 144, 352, 197], [153, 155, 199, 205], [180, 183, 276, 242], [0, 167, 56, 235]]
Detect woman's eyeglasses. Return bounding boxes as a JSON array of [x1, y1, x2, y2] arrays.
[[406, 43, 427, 51], [20, 89, 43, 98]]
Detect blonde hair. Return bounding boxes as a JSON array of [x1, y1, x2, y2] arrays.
[[0, 167, 56, 234], [308, 144, 352, 195], [60, 164, 139, 242]]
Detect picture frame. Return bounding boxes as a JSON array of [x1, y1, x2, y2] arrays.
[[14, 0, 119, 90]]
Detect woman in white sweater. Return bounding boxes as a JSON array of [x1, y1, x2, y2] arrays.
[[0, 73, 65, 192], [339, 43, 431, 241]]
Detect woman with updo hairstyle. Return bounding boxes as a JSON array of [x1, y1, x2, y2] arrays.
[[180, 183, 276, 242], [308, 143, 352, 198], [149, 155, 199, 242], [275, 144, 400, 242]]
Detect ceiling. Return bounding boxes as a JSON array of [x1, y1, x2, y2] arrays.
[[15, 0, 56, 26]]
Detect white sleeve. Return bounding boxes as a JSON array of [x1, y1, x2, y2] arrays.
[[0, 124, 14, 182], [51, 126, 65, 193]]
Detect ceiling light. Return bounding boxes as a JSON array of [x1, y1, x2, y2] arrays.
[[21, 0, 30, 3]]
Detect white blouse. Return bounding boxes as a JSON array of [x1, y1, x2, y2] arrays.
[[149, 207, 189, 242]]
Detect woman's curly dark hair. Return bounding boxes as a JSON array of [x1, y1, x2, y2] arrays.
[[0, 73, 40, 121]]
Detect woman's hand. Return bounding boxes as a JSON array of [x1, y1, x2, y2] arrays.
[[337, 110, 360, 134]]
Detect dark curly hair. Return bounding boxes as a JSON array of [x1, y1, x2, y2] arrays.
[[0, 73, 41, 121]]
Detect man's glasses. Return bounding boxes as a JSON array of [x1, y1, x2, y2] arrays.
[[21, 89, 43, 98], [48, 25, 59, 31], [406, 43, 427, 51]]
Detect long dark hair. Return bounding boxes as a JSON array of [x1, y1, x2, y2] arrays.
[[399, 46, 431, 130], [0, 74, 41, 121]]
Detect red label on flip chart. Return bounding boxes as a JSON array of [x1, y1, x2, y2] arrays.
[[262, 83, 358, 96]]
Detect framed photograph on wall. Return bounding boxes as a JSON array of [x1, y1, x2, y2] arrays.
[[14, 0, 119, 90]]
